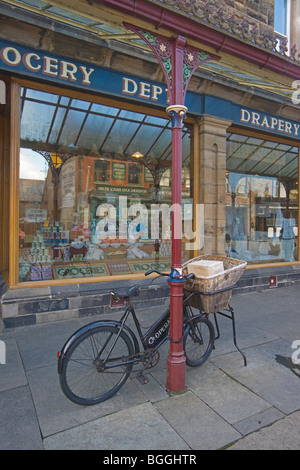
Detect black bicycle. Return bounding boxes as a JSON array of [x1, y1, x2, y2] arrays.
[[57, 269, 215, 406]]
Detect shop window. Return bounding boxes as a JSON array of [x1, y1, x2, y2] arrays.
[[226, 132, 298, 264], [128, 163, 142, 185], [160, 168, 171, 187], [94, 160, 110, 183], [18, 86, 193, 282]]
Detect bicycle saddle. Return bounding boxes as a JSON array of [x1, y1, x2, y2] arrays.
[[111, 284, 140, 298]]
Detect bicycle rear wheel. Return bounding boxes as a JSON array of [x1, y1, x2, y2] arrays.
[[59, 325, 135, 405], [183, 315, 215, 367]]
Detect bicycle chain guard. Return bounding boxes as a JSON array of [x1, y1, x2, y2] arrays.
[[142, 349, 160, 369], [136, 349, 160, 385]]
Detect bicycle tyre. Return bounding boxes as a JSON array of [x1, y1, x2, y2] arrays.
[[183, 316, 215, 367], [59, 324, 135, 406]]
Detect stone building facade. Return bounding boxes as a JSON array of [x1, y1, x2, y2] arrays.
[[0, 0, 299, 329]]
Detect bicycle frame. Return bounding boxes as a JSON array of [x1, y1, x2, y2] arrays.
[[118, 290, 199, 354], [116, 299, 171, 354], [76, 306, 171, 373], [58, 287, 202, 375]]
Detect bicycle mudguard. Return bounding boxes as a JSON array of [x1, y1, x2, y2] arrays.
[[57, 320, 140, 374], [183, 313, 209, 337]]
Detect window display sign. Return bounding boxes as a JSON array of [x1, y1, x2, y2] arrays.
[[61, 159, 76, 208], [25, 208, 47, 223], [112, 162, 126, 181], [96, 185, 149, 196]]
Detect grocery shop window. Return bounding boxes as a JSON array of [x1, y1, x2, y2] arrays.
[[226, 132, 298, 264], [19, 86, 193, 282]]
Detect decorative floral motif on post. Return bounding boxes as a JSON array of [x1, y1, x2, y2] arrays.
[[124, 23, 219, 105], [183, 47, 210, 88]]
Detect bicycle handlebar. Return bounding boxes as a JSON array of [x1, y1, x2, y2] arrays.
[[186, 273, 195, 280], [145, 269, 195, 280], [145, 269, 168, 277]]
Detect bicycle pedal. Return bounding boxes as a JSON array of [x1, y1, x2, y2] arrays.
[[136, 373, 149, 385]]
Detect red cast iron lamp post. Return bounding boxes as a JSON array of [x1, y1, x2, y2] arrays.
[[124, 23, 219, 391], [165, 101, 188, 392]]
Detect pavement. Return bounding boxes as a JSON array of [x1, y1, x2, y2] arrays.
[[0, 284, 300, 451]]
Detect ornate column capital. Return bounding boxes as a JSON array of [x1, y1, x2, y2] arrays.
[[166, 104, 188, 127]]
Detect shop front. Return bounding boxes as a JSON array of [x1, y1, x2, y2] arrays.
[[0, 38, 299, 328]]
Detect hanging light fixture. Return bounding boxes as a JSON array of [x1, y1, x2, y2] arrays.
[[51, 152, 63, 169], [131, 151, 143, 158]]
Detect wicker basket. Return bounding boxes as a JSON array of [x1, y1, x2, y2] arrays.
[[183, 255, 247, 313]]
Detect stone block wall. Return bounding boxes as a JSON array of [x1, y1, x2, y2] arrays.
[[0, 276, 170, 329], [2, 265, 300, 330], [198, 115, 232, 256], [160, 0, 276, 31], [218, 0, 275, 29]]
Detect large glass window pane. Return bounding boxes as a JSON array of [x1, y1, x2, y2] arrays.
[[21, 101, 56, 142], [19, 87, 193, 282], [226, 133, 298, 264], [76, 113, 115, 150]]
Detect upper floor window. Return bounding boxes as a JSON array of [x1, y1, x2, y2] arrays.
[[274, 0, 291, 37]]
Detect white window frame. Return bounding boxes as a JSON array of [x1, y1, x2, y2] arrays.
[[274, 0, 291, 54]]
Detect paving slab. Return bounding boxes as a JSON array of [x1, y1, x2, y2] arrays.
[[0, 331, 27, 392], [187, 363, 272, 424], [133, 374, 169, 403], [228, 411, 300, 450], [209, 313, 278, 357], [156, 391, 241, 450], [233, 407, 285, 436], [211, 339, 300, 415], [27, 364, 148, 438], [14, 318, 83, 370], [43, 402, 190, 450], [232, 287, 300, 315], [0, 386, 43, 450], [231, 291, 300, 343]]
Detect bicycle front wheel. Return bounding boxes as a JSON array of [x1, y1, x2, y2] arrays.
[[183, 316, 215, 367], [59, 325, 135, 406]]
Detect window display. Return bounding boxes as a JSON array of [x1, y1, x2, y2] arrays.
[[226, 132, 298, 264], [18, 87, 193, 282]]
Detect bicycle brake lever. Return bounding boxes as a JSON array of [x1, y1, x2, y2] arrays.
[[186, 273, 195, 280]]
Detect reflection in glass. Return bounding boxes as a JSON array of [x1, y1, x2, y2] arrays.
[[226, 133, 298, 264], [19, 87, 193, 282]]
